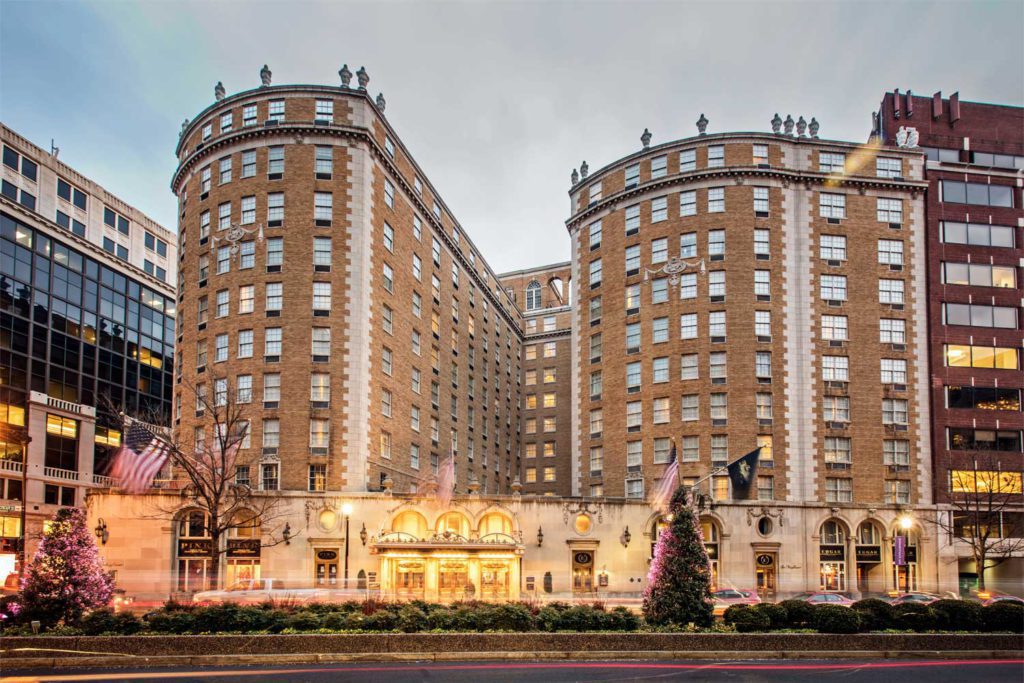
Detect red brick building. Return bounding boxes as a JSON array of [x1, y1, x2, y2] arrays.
[[875, 90, 1024, 590]]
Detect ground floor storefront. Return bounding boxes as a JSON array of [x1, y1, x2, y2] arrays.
[[84, 491, 965, 604]]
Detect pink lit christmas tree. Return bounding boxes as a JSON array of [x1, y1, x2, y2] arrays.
[[20, 508, 114, 626], [642, 486, 714, 628]]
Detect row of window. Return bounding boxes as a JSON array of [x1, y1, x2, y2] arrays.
[[943, 344, 1018, 370], [940, 180, 1016, 207]]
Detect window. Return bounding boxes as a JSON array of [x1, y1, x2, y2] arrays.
[[652, 316, 669, 343], [948, 429, 1022, 452], [754, 310, 771, 338], [236, 374, 253, 403], [653, 356, 669, 383], [313, 282, 331, 311], [942, 262, 1016, 288], [819, 152, 846, 173], [709, 393, 728, 422], [680, 353, 698, 380], [679, 233, 697, 260], [263, 375, 281, 406], [882, 398, 908, 425], [681, 394, 699, 421], [237, 329, 254, 358], [214, 378, 228, 406], [711, 435, 728, 464], [756, 351, 772, 378], [680, 313, 697, 339], [819, 234, 846, 261], [217, 201, 232, 231], [627, 440, 642, 469], [878, 240, 903, 266], [382, 263, 394, 293], [381, 389, 393, 417], [315, 99, 334, 121], [651, 196, 668, 222], [219, 156, 232, 184], [679, 435, 698, 461], [822, 355, 849, 381], [826, 477, 853, 503], [543, 392, 556, 408], [651, 277, 668, 304], [240, 105, 257, 127], [679, 190, 696, 217], [309, 418, 330, 450], [708, 271, 726, 299], [678, 272, 697, 300], [239, 195, 256, 225], [819, 192, 846, 218], [589, 220, 602, 248], [884, 440, 910, 467], [625, 163, 640, 188], [543, 342, 557, 357], [413, 215, 422, 240], [707, 187, 724, 212], [943, 303, 1017, 328], [756, 393, 773, 420], [625, 246, 641, 274], [214, 333, 228, 363], [264, 327, 282, 357], [877, 197, 902, 223], [215, 289, 230, 318], [876, 156, 901, 178], [753, 187, 769, 213], [589, 182, 602, 205], [525, 468, 537, 484], [261, 463, 279, 491], [310, 373, 330, 404], [202, 122, 212, 140], [268, 146, 284, 176], [589, 259, 602, 286], [823, 396, 850, 422], [314, 192, 332, 223], [525, 281, 542, 310], [679, 148, 696, 172], [825, 437, 852, 467], [589, 370, 602, 398], [650, 155, 667, 178], [941, 180, 1014, 207], [241, 150, 256, 178], [879, 279, 904, 305], [941, 221, 1015, 248], [589, 296, 602, 323], [709, 311, 726, 339], [708, 230, 725, 258], [626, 361, 641, 390], [265, 282, 282, 312], [589, 446, 603, 473], [384, 179, 395, 208], [821, 315, 848, 341], [881, 358, 907, 384], [651, 237, 668, 264], [199, 210, 211, 240], [197, 296, 208, 325], [707, 145, 724, 168], [709, 351, 727, 382], [753, 144, 768, 165], [820, 275, 847, 301], [943, 344, 1018, 370], [589, 334, 602, 362], [312, 327, 331, 359], [754, 270, 770, 297]]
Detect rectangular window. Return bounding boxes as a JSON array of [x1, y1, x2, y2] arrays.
[[753, 186, 769, 213], [822, 355, 849, 381], [315, 99, 334, 122], [680, 353, 698, 380], [651, 237, 668, 264], [681, 435, 699, 461], [756, 393, 773, 420], [243, 105, 257, 126], [755, 351, 772, 378], [877, 197, 903, 223], [819, 152, 846, 173], [625, 163, 640, 188], [707, 187, 724, 213], [708, 271, 726, 299], [755, 310, 771, 338], [264, 327, 282, 357], [651, 196, 668, 222], [626, 361, 642, 389], [266, 237, 283, 268], [679, 272, 696, 300], [238, 285, 254, 313], [384, 179, 395, 208], [819, 192, 846, 218], [679, 190, 696, 217], [709, 311, 726, 338], [263, 375, 281, 405], [753, 144, 768, 165], [882, 398, 908, 425], [821, 315, 848, 341], [826, 478, 853, 503], [879, 279, 904, 305], [315, 146, 333, 177], [650, 155, 667, 178], [268, 99, 285, 122], [823, 396, 850, 422], [589, 259, 602, 286], [653, 356, 669, 383], [218, 201, 231, 230], [820, 275, 847, 301], [681, 394, 699, 421], [625, 245, 641, 273], [707, 145, 724, 168], [268, 146, 284, 176], [219, 156, 232, 184], [876, 157, 901, 178], [941, 180, 1014, 207], [589, 182, 602, 205], [709, 351, 727, 381], [680, 313, 698, 339], [941, 221, 1015, 248], [241, 150, 256, 177], [651, 277, 668, 303], [881, 358, 907, 384], [240, 195, 255, 224], [825, 437, 852, 466], [652, 316, 669, 343], [679, 148, 696, 172], [589, 220, 602, 248], [314, 192, 332, 223], [878, 239, 903, 265], [754, 270, 770, 297], [884, 440, 910, 467], [819, 234, 847, 261], [884, 480, 910, 505]]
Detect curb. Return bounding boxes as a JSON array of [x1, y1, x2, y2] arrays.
[[3, 649, 1023, 670]]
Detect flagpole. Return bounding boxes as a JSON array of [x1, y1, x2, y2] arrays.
[[688, 447, 763, 498]]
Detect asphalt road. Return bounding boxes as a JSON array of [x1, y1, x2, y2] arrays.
[[4, 659, 1023, 683]]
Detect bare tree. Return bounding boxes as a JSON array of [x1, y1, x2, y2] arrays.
[[106, 375, 288, 590], [932, 451, 1024, 592]]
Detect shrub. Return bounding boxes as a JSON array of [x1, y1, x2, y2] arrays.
[[396, 605, 428, 633], [487, 603, 536, 632], [604, 606, 641, 631], [80, 608, 142, 635], [282, 610, 321, 631], [730, 606, 771, 633], [851, 598, 895, 631], [893, 603, 937, 632], [536, 606, 562, 632], [930, 599, 982, 632], [982, 602, 1024, 633], [361, 609, 398, 631], [810, 604, 860, 634], [145, 609, 197, 634], [778, 599, 815, 628], [752, 603, 787, 630], [722, 604, 750, 626], [554, 605, 606, 631], [192, 604, 272, 633], [426, 607, 455, 631]]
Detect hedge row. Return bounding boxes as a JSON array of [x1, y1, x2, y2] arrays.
[[723, 599, 1024, 634]]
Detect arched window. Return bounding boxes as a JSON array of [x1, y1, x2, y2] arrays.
[[699, 517, 721, 589], [819, 520, 848, 591], [436, 511, 470, 538], [392, 510, 428, 539], [525, 281, 542, 311], [478, 512, 513, 537], [175, 509, 211, 593]]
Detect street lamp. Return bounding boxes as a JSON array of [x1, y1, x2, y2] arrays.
[[342, 502, 353, 588], [898, 513, 913, 593], [94, 518, 109, 545]]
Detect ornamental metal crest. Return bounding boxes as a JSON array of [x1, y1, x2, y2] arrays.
[[212, 223, 264, 263], [643, 256, 705, 285]]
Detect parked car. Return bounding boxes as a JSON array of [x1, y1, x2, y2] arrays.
[[883, 592, 941, 606], [192, 578, 318, 605], [790, 591, 855, 606], [711, 588, 760, 615], [970, 591, 1024, 607]]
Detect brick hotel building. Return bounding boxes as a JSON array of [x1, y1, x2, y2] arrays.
[[0, 125, 177, 572], [66, 74, 1020, 601]]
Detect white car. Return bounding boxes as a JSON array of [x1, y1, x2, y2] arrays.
[[192, 578, 319, 605]]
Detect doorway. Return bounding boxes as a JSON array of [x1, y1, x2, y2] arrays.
[[315, 549, 339, 586], [755, 552, 777, 600], [572, 550, 594, 593]]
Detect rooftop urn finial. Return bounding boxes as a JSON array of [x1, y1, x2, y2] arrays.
[[214, 81, 226, 101], [375, 92, 386, 112], [809, 117, 820, 138], [511, 477, 522, 495], [696, 113, 709, 135], [580, 160, 589, 179], [356, 66, 369, 90], [571, 168, 579, 185], [641, 127, 652, 149], [796, 116, 807, 137], [339, 64, 353, 88], [467, 471, 480, 494], [783, 114, 795, 136], [382, 474, 394, 495], [771, 113, 783, 134], [260, 64, 272, 87], [179, 118, 190, 136]]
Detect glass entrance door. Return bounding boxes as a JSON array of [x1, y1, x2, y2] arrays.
[[394, 561, 425, 600], [438, 561, 470, 601], [755, 553, 776, 599], [572, 551, 594, 593], [315, 549, 339, 586], [480, 562, 510, 601]]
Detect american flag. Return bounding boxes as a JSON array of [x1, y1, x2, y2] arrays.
[[110, 422, 171, 494], [649, 440, 679, 514], [436, 446, 456, 508]]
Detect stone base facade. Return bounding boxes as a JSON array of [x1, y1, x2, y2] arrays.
[[85, 490, 964, 604]]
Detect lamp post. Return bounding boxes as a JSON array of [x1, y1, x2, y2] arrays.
[[898, 513, 913, 593], [342, 502, 353, 588]]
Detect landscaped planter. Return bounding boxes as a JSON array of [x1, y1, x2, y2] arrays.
[[2, 632, 1022, 660]]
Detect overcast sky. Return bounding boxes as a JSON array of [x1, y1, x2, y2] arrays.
[[2, 1, 1022, 273]]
